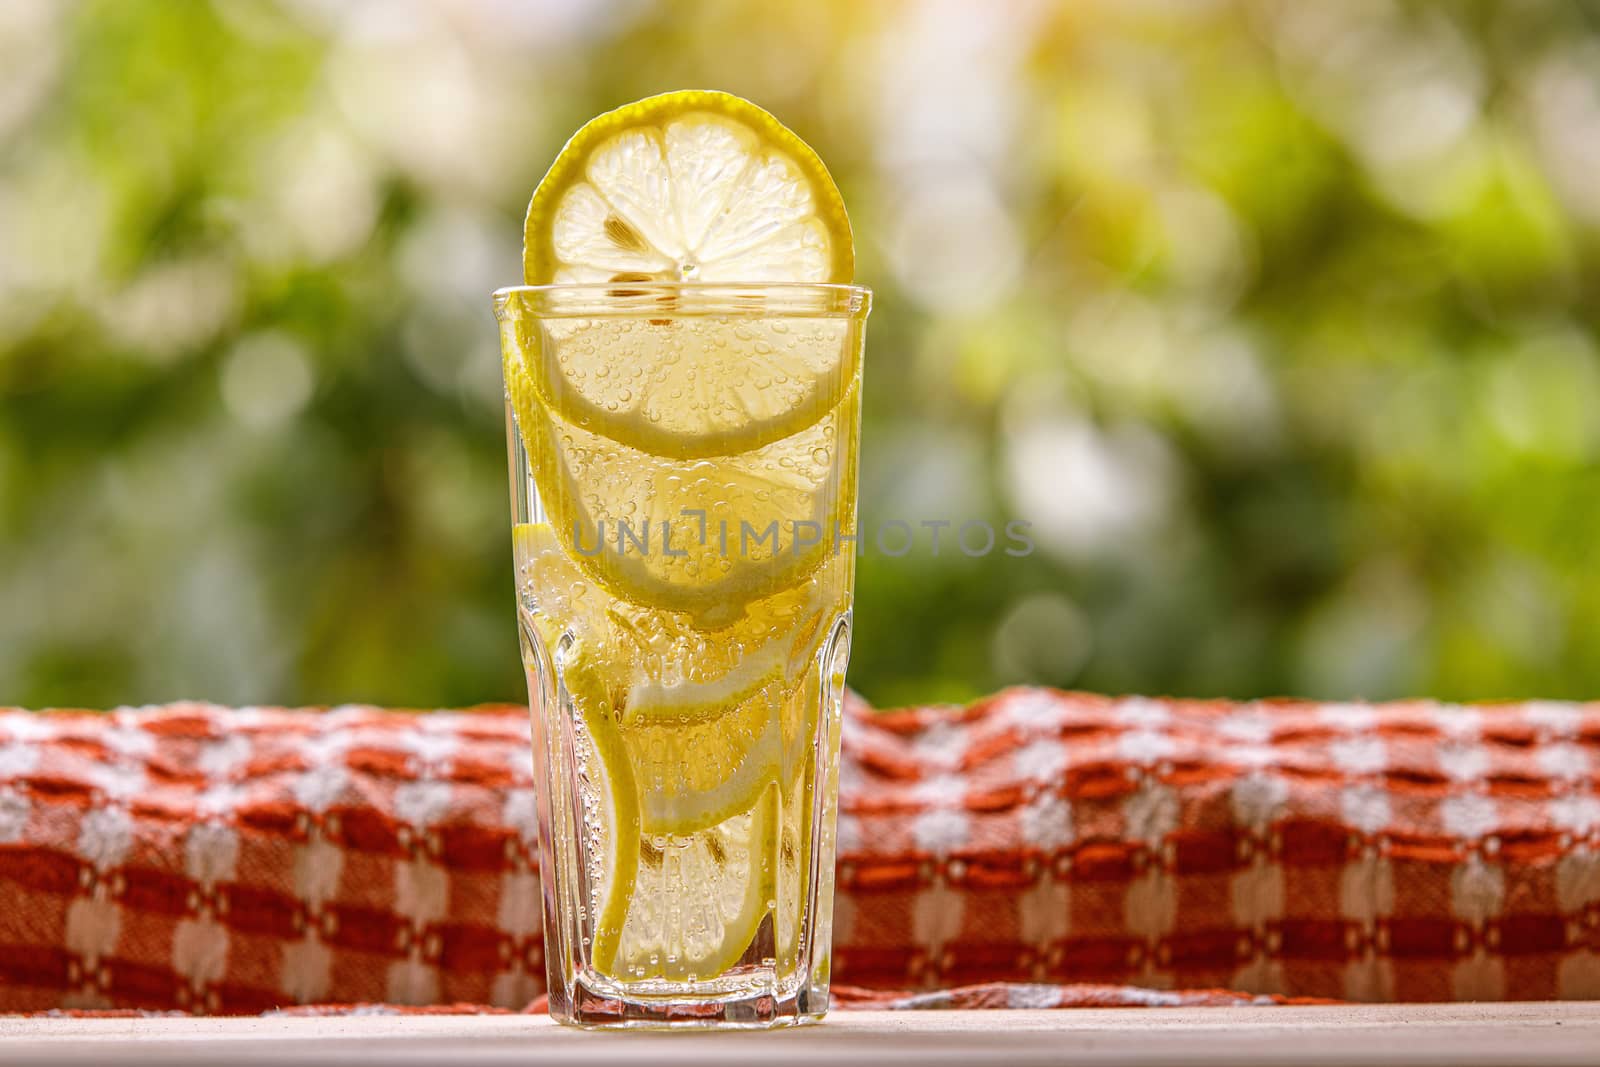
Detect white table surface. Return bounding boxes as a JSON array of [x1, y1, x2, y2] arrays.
[[3, 1004, 1598, 1067]]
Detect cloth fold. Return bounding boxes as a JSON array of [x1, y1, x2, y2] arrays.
[[1, 689, 1597, 1014]]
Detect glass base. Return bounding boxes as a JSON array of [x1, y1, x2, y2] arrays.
[[551, 979, 829, 1030]]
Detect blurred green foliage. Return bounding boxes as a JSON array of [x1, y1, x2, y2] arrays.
[[3, 0, 1600, 710]]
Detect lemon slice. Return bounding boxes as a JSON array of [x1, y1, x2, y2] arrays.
[[560, 642, 777, 980], [577, 697, 642, 980], [521, 386, 855, 624], [609, 784, 781, 983], [624, 631, 789, 724], [513, 521, 833, 692], [518, 622, 642, 981], [510, 89, 858, 460], [516, 522, 835, 835], [524, 90, 853, 286], [565, 596, 828, 836], [517, 535, 829, 980], [525, 313, 859, 462]]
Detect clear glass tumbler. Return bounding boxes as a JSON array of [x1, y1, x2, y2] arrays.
[[493, 282, 869, 1028]]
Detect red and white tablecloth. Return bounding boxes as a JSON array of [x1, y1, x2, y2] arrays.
[[1, 689, 1597, 1014]]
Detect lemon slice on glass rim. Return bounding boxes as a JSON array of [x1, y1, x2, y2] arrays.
[[524, 89, 853, 286], [506, 89, 859, 462]]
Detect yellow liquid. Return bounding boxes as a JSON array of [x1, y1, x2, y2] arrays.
[[507, 311, 859, 1004]]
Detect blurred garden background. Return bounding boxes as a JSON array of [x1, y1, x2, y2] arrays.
[[3, 0, 1600, 711]]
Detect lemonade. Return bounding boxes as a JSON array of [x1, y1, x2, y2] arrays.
[[494, 91, 868, 1028]]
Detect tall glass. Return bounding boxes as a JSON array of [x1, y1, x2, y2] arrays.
[[493, 283, 869, 1028]]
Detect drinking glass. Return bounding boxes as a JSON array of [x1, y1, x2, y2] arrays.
[[493, 282, 869, 1028]]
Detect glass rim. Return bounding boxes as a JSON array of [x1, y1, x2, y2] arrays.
[[492, 281, 871, 319]]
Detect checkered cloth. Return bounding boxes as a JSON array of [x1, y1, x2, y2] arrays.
[[1, 689, 1597, 1014]]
